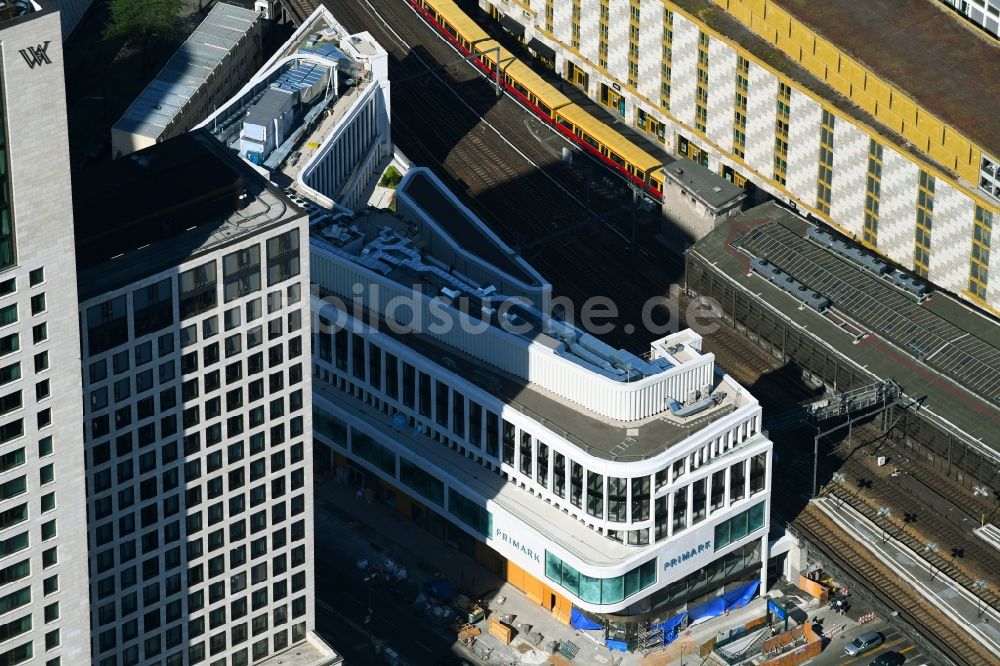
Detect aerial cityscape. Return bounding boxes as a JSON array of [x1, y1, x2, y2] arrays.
[[0, 0, 997, 665]]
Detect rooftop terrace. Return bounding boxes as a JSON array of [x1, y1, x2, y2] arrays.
[[199, 5, 385, 201]]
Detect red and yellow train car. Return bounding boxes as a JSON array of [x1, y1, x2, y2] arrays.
[[409, 0, 664, 197]]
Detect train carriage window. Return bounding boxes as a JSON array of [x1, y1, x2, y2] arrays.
[[636, 169, 645, 181], [609, 152, 626, 167], [581, 133, 599, 149], [537, 102, 551, 117], [650, 178, 663, 192], [557, 117, 573, 131], [444, 22, 457, 37]]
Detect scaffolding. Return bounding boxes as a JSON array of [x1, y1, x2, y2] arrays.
[[637, 621, 665, 656]]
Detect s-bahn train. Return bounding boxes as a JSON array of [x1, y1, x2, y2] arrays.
[[407, 0, 666, 199]]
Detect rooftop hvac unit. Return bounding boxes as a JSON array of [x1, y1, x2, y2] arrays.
[[877, 456, 887, 467]]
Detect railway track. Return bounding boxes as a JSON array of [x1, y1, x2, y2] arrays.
[[307, 1, 999, 658], [325, 0, 673, 351], [794, 506, 996, 666], [280, 0, 317, 24], [831, 446, 1000, 610]]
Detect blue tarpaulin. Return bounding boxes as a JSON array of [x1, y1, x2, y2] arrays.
[[687, 580, 761, 625], [723, 580, 760, 611], [688, 596, 725, 623], [422, 578, 455, 601], [650, 611, 688, 646], [605, 639, 629, 652], [570, 608, 603, 630]]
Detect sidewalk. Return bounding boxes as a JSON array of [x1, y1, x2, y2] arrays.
[[814, 495, 1000, 653], [315, 477, 787, 665]]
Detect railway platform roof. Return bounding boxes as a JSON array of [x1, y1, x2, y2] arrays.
[[689, 202, 1000, 457]]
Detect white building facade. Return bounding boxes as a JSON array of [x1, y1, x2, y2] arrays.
[[199, 5, 392, 214], [0, 4, 90, 665], [310, 169, 771, 631]]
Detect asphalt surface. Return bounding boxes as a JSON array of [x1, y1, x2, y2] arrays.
[[806, 618, 932, 666], [313, 502, 467, 665]]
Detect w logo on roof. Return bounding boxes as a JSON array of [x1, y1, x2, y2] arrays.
[[19, 41, 51, 69]]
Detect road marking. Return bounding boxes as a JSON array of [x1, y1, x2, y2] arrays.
[[899, 645, 915, 654]]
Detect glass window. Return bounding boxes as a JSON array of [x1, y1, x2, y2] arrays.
[[749, 453, 766, 494], [586, 472, 604, 518], [0, 305, 15, 327], [730, 461, 746, 502], [630, 476, 649, 521], [607, 477, 626, 522], [672, 486, 688, 533], [711, 470, 726, 513]]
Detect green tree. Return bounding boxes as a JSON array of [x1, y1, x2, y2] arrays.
[[104, 0, 182, 75]]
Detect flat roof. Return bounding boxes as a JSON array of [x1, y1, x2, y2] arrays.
[[356, 310, 745, 462], [773, 0, 1000, 160], [256, 635, 341, 666], [245, 88, 293, 126], [665, 158, 745, 209], [672, 0, 954, 176], [398, 170, 541, 287], [689, 202, 1000, 455], [114, 2, 259, 140], [73, 130, 304, 299]]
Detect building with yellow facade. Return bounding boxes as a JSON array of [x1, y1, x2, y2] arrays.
[[480, 0, 1000, 314]]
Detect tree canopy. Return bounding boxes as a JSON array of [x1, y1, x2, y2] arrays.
[[104, 0, 182, 45]]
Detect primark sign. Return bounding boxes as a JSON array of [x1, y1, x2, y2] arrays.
[[663, 540, 712, 570], [493, 528, 542, 563]]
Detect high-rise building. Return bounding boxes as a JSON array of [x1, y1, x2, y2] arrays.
[[478, 0, 1000, 315], [0, 2, 91, 665], [311, 168, 772, 635], [72, 131, 338, 666]]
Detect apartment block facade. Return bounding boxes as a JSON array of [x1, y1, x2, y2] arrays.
[[483, 0, 1000, 314], [73, 132, 330, 666]]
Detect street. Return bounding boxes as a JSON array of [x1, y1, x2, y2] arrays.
[[312, 497, 470, 665]]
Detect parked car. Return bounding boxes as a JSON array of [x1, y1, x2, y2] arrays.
[[869, 651, 905, 666], [844, 630, 884, 656]]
